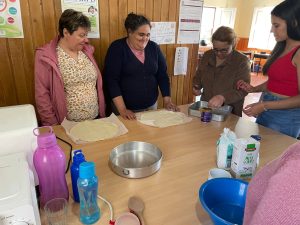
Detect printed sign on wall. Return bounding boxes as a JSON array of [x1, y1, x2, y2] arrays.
[[61, 0, 100, 38], [0, 0, 24, 38]]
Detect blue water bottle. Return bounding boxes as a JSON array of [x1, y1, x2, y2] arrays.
[[71, 150, 86, 202], [78, 162, 100, 224]]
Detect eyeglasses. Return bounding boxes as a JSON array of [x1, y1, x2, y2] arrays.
[[212, 47, 231, 54]]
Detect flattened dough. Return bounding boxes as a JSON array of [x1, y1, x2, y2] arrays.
[[140, 110, 185, 127], [70, 120, 118, 141]]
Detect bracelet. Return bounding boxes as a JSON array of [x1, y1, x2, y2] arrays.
[[262, 102, 268, 111]]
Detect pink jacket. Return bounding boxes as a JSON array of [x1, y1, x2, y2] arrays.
[[243, 141, 300, 225], [35, 36, 106, 125]]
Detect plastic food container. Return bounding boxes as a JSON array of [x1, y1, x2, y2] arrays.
[[189, 101, 233, 122]]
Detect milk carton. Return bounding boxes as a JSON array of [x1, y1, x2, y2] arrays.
[[231, 137, 260, 179]]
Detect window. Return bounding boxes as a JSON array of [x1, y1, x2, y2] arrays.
[[200, 7, 236, 46], [248, 7, 276, 50], [199, 7, 216, 46]]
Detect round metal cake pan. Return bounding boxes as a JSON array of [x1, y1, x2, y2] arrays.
[[109, 141, 163, 178]]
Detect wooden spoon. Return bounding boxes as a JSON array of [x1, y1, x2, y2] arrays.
[[128, 196, 146, 225]]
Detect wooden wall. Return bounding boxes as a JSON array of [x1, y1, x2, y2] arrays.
[[0, 0, 199, 110]]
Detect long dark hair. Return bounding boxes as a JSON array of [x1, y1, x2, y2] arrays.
[[263, 0, 300, 74]]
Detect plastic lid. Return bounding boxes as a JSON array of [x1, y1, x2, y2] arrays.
[[33, 126, 57, 148], [73, 149, 86, 164], [79, 162, 95, 179]]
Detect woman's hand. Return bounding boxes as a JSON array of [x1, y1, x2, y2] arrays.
[[163, 97, 179, 112], [236, 80, 255, 93], [208, 95, 225, 108], [119, 109, 136, 120], [243, 102, 266, 117], [113, 96, 136, 120], [192, 85, 201, 96]]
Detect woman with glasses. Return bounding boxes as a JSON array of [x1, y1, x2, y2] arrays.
[[192, 26, 251, 116], [237, 0, 300, 139], [104, 13, 178, 120]]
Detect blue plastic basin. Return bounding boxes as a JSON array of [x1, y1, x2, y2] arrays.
[[199, 178, 248, 225]]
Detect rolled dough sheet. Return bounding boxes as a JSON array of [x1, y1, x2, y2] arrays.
[[70, 120, 119, 141], [138, 110, 192, 128]]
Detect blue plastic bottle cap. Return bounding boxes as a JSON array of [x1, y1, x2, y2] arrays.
[[73, 150, 85, 164], [79, 162, 95, 179]]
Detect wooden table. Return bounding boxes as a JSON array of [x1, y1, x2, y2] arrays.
[[41, 105, 297, 225]]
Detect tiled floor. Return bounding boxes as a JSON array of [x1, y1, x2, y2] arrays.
[[242, 72, 268, 121]]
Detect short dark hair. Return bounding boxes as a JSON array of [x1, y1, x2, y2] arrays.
[[59, 9, 91, 37], [124, 12, 151, 34], [211, 26, 237, 48]]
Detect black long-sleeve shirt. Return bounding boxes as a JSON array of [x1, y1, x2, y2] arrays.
[[104, 38, 171, 110]]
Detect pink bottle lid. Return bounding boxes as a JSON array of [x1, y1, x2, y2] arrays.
[[33, 126, 57, 148]]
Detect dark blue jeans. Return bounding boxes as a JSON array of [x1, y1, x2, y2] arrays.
[[256, 92, 300, 139]]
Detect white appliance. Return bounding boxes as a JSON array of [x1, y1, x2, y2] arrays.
[[0, 105, 41, 225]]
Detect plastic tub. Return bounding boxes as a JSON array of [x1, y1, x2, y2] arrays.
[[199, 178, 248, 225]]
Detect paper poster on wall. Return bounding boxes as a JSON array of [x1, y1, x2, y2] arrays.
[[0, 0, 24, 38], [174, 47, 189, 76], [61, 0, 100, 38], [150, 22, 176, 45], [177, 0, 203, 44]]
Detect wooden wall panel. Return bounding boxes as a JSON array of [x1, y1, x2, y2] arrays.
[[0, 40, 17, 106], [236, 37, 249, 51], [167, 0, 177, 106], [0, 0, 198, 110], [127, 0, 137, 14], [136, 0, 146, 15], [98, 0, 109, 68], [145, 0, 154, 20], [41, 0, 57, 43], [7, 39, 29, 104], [118, 0, 127, 38]]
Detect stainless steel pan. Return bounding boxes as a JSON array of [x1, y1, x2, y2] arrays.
[[109, 141, 162, 178]]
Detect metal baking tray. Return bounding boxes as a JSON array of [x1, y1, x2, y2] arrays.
[[188, 101, 232, 122], [109, 141, 162, 179]]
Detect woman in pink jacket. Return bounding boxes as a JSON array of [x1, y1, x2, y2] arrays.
[[35, 9, 105, 126]]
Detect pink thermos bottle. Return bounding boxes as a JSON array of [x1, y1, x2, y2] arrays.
[[33, 126, 69, 208]]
